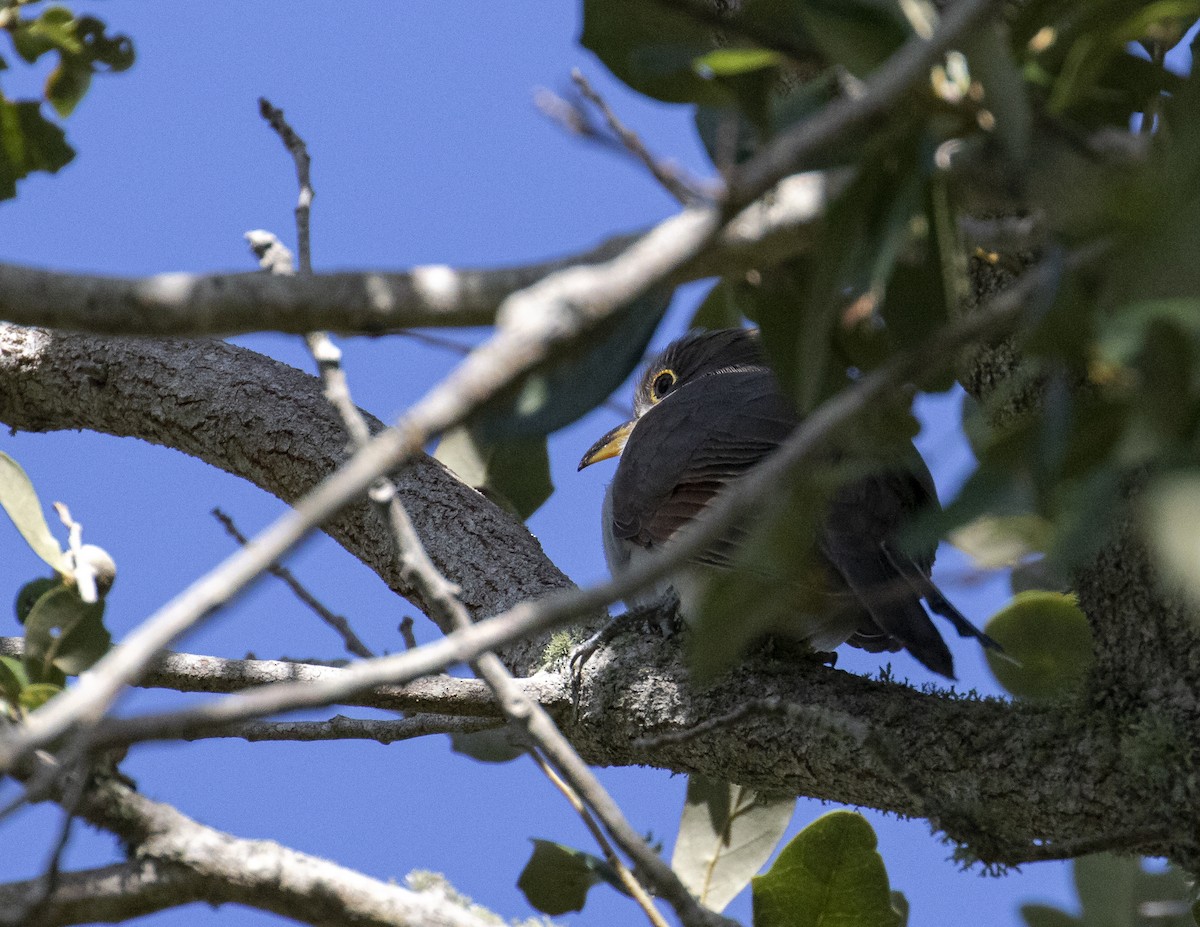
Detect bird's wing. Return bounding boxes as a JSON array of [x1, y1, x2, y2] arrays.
[[609, 370, 795, 568], [819, 469, 956, 677]]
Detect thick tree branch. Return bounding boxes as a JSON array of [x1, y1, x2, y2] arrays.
[[4, 758, 529, 927], [0, 327, 572, 672]]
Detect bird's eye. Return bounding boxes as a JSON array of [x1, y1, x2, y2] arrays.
[[651, 369, 676, 399]]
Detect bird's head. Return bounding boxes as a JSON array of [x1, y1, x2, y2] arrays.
[[578, 328, 767, 470]]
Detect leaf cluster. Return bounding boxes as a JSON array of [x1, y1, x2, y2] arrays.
[[0, 1, 133, 200]]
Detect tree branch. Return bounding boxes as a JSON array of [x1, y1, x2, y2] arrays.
[[0, 170, 832, 336], [4, 757, 531, 927]]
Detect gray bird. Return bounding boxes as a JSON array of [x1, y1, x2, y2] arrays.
[[577, 327, 994, 679]]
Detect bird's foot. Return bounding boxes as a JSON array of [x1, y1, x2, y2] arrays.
[[568, 597, 679, 704]]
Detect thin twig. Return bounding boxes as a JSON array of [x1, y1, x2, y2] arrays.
[[258, 97, 313, 274], [527, 748, 670, 927], [175, 713, 498, 745], [398, 618, 417, 651], [212, 508, 374, 659], [570, 69, 709, 206]]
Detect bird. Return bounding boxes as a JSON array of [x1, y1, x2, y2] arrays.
[[577, 327, 995, 679]]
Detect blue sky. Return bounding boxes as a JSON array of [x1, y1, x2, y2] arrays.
[[1, 4, 1080, 925]]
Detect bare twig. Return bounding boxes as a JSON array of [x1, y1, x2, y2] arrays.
[[174, 713, 498, 745], [527, 748, 670, 927], [258, 97, 313, 274], [212, 508, 374, 659], [569, 69, 710, 206], [398, 617, 418, 651]]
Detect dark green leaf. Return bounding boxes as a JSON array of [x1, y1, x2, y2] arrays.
[[962, 23, 1032, 162], [0, 656, 28, 704], [0, 96, 75, 201], [1020, 904, 1082, 927], [449, 728, 524, 764], [75, 17, 135, 72], [690, 464, 834, 678], [694, 70, 839, 168], [16, 577, 60, 624], [434, 425, 552, 520], [671, 774, 795, 913], [580, 0, 726, 105], [753, 810, 899, 927], [689, 279, 745, 331], [517, 839, 626, 916], [23, 583, 108, 679], [984, 591, 1093, 700], [46, 59, 92, 118], [743, 0, 908, 78], [476, 285, 672, 439], [891, 891, 909, 927]]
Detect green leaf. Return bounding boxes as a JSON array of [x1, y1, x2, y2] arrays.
[[46, 59, 92, 118], [0, 656, 29, 704], [671, 774, 795, 913], [0, 96, 75, 201], [693, 48, 782, 77], [753, 810, 899, 927], [434, 426, 552, 521], [517, 839, 626, 916], [449, 728, 523, 764], [19, 682, 63, 711], [0, 451, 67, 572], [477, 285, 673, 439], [949, 514, 1053, 569], [23, 583, 108, 679], [984, 591, 1094, 701]]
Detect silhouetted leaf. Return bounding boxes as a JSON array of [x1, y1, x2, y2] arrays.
[[517, 839, 626, 915], [672, 774, 795, 913], [984, 591, 1093, 700], [1023, 855, 1194, 927], [753, 811, 899, 927], [449, 727, 523, 764], [434, 425, 552, 520], [477, 285, 672, 439]]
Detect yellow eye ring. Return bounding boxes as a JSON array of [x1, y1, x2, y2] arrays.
[[650, 369, 677, 399]]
